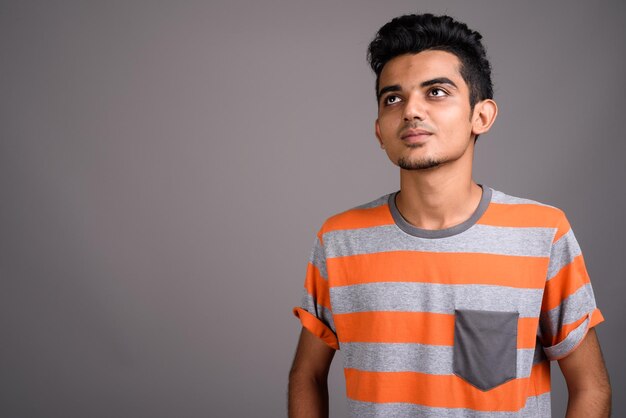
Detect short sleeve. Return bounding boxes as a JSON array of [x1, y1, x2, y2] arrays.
[[539, 210, 604, 361], [292, 229, 339, 350]]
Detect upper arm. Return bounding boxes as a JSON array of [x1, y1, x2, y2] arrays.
[[557, 327, 611, 393], [539, 210, 605, 360], [289, 327, 336, 383]]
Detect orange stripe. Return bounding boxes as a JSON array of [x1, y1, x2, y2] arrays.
[[334, 311, 539, 349], [542, 254, 590, 311], [589, 308, 605, 328], [345, 361, 550, 410], [293, 307, 339, 350], [328, 251, 548, 289], [533, 361, 552, 394], [480, 202, 562, 229], [518, 318, 541, 348], [335, 311, 454, 345], [324, 205, 394, 232], [553, 215, 572, 243], [304, 262, 331, 309]]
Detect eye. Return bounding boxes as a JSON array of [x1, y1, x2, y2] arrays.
[[383, 95, 402, 105], [428, 87, 448, 97]]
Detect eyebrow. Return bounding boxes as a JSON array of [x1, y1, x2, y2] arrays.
[[421, 77, 458, 89], [377, 77, 459, 102], [377, 85, 401, 102]]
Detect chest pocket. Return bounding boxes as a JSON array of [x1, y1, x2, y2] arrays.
[[453, 309, 518, 391]]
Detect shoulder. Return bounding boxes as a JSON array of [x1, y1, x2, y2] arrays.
[[488, 186, 571, 240], [489, 186, 558, 209], [315, 192, 394, 242]]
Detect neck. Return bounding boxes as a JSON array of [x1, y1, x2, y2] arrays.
[[396, 166, 482, 231]]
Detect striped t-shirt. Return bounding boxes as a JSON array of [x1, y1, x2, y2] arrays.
[[293, 184, 604, 417]]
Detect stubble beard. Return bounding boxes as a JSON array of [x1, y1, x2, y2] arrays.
[[396, 144, 445, 170]]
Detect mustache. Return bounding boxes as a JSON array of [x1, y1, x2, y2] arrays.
[[398, 121, 436, 135]]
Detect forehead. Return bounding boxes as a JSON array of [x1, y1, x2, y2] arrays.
[[378, 50, 466, 91]]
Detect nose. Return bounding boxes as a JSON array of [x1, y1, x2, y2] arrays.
[[402, 93, 426, 121]]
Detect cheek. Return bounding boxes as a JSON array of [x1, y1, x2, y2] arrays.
[[435, 104, 466, 120], [434, 107, 472, 134], [378, 112, 400, 133]]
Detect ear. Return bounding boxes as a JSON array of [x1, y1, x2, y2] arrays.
[[375, 119, 384, 148], [471, 99, 498, 136]]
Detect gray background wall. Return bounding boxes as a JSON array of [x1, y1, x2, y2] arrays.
[[1, 1, 624, 417]]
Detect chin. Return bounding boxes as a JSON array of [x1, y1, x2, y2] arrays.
[[397, 158, 445, 171]]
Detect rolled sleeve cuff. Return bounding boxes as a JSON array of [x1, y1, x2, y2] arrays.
[[543, 307, 604, 361], [293, 307, 339, 350]]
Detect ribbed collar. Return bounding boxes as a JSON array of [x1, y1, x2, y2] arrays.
[[388, 184, 492, 239]]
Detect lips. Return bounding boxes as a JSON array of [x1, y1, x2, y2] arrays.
[[401, 129, 432, 140]]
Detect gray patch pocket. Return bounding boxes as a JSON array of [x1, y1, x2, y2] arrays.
[[453, 309, 518, 391]]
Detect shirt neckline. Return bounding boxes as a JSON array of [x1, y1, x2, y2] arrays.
[[387, 184, 492, 239]]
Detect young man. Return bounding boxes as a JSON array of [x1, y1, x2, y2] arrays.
[[288, 13, 611, 418]]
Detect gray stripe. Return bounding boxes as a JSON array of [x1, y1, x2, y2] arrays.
[[330, 282, 543, 318], [352, 193, 391, 210], [546, 228, 581, 281], [323, 223, 554, 259], [543, 312, 591, 360], [341, 342, 536, 378], [308, 235, 327, 279], [347, 391, 551, 417], [490, 189, 556, 208], [540, 283, 596, 337], [300, 290, 336, 332], [388, 184, 492, 239]]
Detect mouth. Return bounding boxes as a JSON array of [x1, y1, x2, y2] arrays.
[[401, 129, 432, 143]]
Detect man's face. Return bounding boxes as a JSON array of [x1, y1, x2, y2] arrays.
[[375, 50, 477, 171]]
